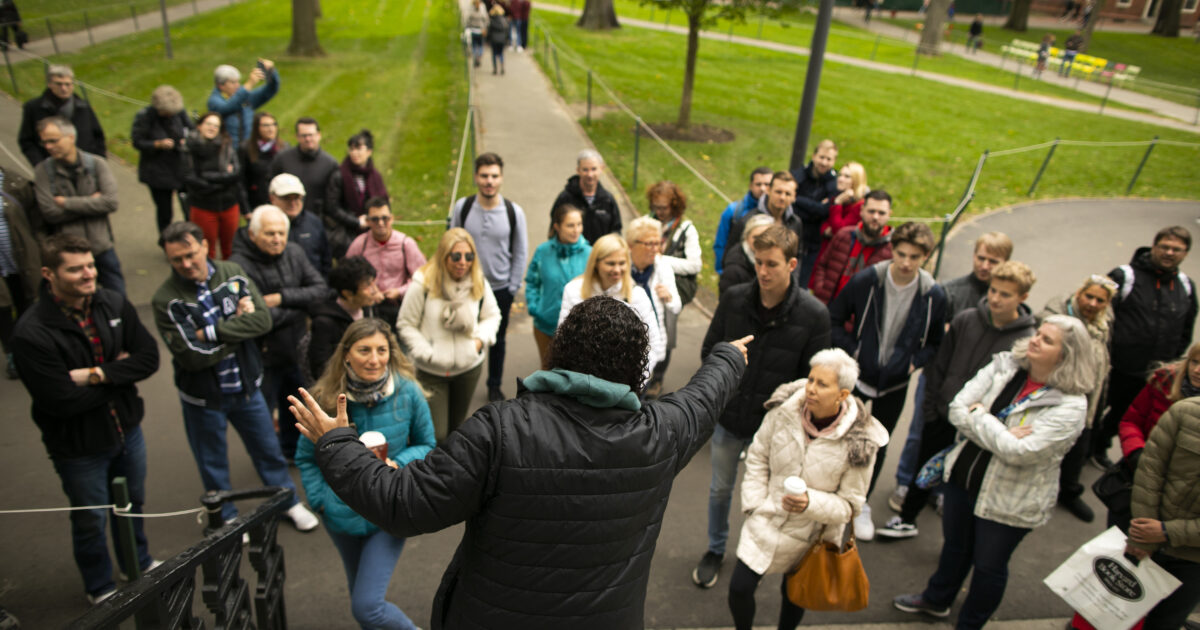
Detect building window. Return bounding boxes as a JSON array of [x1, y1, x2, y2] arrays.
[[1185, 0, 1197, 12], [1116, 0, 1132, 8]]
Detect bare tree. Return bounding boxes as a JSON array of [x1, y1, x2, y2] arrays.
[[918, 0, 952, 55], [1003, 0, 1032, 30], [289, 0, 325, 56], [1151, 0, 1182, 35], [578, 0, 621, 29]]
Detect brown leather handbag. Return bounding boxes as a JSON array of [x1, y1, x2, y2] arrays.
[[785, 524, 869, 611]]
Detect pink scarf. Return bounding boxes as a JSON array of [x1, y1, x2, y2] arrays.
[[800, 398, 852, 440]]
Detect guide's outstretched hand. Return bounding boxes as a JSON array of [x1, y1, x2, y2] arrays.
[[729, 335, 753, 365], [289, 388, 349, 443]]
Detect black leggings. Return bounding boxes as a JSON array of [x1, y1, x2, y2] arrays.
[[728, 559, 805, 630]]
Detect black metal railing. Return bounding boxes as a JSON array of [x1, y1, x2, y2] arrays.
[[68, 486, 292, 630]]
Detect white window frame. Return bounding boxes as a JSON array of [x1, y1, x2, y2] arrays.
[[1184, 0, 1197, 14]]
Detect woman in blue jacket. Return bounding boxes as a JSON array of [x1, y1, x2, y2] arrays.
[[296, 318, 434, 630], [524, 204, 590, 368]]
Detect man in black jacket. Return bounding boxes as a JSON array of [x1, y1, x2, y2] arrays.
[[290, 296, 749, 630], [1092, 226, 1197, 468], [269, 173, 331, 277], [789, 139, 838, 287], [229, 205, 331, 459], [10, 234, 160, 605], [18, 65, 106, 166], [269, 117, 339, 242], [693, 224, 831, 589], [551, 149, 622, 244]]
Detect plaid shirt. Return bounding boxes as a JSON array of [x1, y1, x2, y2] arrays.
[[53, 292, 123, 438]]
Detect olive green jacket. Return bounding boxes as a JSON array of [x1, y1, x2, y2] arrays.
[[1130, 396, 1200, 562]]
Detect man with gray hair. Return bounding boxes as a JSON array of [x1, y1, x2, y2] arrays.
[[33, 116, 125, 296], [18, 64, 106, 166], [206, 59, 280, 146], [229, 205, 330, 460], [552, 149, 622, 244]]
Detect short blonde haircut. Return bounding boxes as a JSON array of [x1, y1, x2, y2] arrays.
[[974, 232, 1013, 261], [418, 228, 486, 301], [624, 216, 662, 244], [991, 260, 1036, 295], [580, 234, 633, 302]]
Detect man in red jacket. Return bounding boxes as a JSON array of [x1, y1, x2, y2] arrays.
[[810, 189, 894, 304]]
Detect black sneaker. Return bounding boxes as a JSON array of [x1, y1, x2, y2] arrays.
[[894, 593, 950, 618], [876, 516, 919, 539], [691, 551, 723, 588], [488, 386, 504, 403], [1060, 496, 1095, 523]]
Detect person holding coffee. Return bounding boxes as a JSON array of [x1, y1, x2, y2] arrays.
[[295, 318, 434, 630]]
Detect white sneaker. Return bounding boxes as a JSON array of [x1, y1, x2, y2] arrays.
[[119, 558, 164, 581], [853, 504, 875, 541], [888, 485, 908, 513], [87, 589, 116, 605], [286, 503, 320, 532]]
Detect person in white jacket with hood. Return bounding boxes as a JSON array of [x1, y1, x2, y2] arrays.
[[558, 234, 664, 382], [728, 348, 888, 630], [625, 217, 680, 397]]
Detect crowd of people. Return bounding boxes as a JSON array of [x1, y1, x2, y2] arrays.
[[1, 58, 1197, 630]]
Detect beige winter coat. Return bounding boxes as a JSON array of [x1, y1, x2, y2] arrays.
[[397, 270, 502, 377], [735, 380, 889, 576]]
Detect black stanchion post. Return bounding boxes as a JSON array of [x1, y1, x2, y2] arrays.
[[160, 0, 173, 59], [1013, 63, 1021, 91], [911, 46, 919, 75], [728, 22, 734, 40], [552, 47, 562, 91], [586, 70, 592, 124], [632, 122, 641, 191], [1194, 94, 1200, 126], [469, 109, 476, 161], [131, 5, 140, 31], [870, 34, 881, 60], [84, 11, 94, 46], [112, 477, 142, 583], [1099, 73, 1114, 114], [1027, 138, 1058, 196], [666, 8, 672, 25], [46, 18, 60, 55], [758, 12, 764, 38], [2, 46, 17, 96], [1126, 136, 1156, 194]]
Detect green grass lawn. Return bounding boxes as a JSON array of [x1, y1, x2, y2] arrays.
[[3, 0, 470, 253], [11, 0, 196, 41], [532, 10, 1199, 289]]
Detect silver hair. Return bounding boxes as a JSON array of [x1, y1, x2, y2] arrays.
[[742, 214, 776, 243], [46, 64, 74, 80], [1011, 314, 1099, 395], [248, 204, 289, 236], [810, 348, 859, 390], [624, 216, 662, 243], [213, 64, 241, 87], [37, 116, 76, 137], [577, 149, 604, 167], [150, 85, 184, 116]]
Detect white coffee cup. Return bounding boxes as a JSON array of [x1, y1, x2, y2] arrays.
[[784, 475, 807, 496], [359, 431, 388, 461]]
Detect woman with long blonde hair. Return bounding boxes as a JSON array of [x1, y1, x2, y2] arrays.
[[812, 161, 869, 271], [557, 234, 664, 382], [397, 228, 501, 440]]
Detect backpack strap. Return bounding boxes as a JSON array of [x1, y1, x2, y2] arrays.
[[1118, 265, 1135, 301], [457, 194, 477, 229], [505, 199, 517, 254]]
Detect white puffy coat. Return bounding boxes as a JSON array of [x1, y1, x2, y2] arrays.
[[735, 381, 888, 576], [397, 270, 502, 377]]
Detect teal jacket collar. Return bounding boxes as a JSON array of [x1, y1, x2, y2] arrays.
[[522, 369, 641, 411]]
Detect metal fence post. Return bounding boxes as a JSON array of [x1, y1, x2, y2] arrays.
[[112, 477, 142, 583], [649, 6, 655, 21], [1099, 74, 1115, 114], [84, 11, 95, 46], [552, 47, 563, 91], [131, 4, 140, 31], [160, 0, 174, 59], [1013, 64, 1021, 91], [1194, 94, 1200, 126], [911, 47, 919, 75], [46, 18, 60, 55], [1126, 136, 1157, 195], [2, 46, 16, 96], [728, 22, 734, 40], [757, 12, 764, 39], [1027, 138, 1059, 196], [665, 8, 672, 25], [586, 70, 592, 125], [632, 121, 641, 192], [870, 34, 881, 60]]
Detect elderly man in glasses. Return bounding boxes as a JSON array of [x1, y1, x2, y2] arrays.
[[345, 197, 426, 326]]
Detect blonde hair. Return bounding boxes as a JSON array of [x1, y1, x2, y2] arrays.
[[991, 260, 1036, 295], [580, 234, 633, 302], [975, 232, 1014, 261], [840, 161, 869, 200], [418, 228, 486, 301], [309, 319, 423, 411], [624, 216, 662, 244], [1168, 342, 1200, 402], [742, 214, 775, 244]]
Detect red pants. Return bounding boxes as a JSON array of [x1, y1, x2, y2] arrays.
[[191, 204, 240, 260]]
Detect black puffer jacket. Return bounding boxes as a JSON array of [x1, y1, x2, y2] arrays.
[[229, 228, 332, 366], [269, 146, 339, 223], [789, 161, 837, 251], [18, 89, 107, 166], [718, 242, 755, 297], [702, 280, 832, 438], [239, 139, 288, 209], [1108, 247, 1198, 376], [312, 343, 746, 630], [182, 133, 242, 211], [130, 106, 193, 189], [552, 174, 622, 245]]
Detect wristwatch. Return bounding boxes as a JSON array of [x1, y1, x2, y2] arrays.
[[87, 367, 102, 385]]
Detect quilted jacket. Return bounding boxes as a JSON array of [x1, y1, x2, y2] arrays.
[[1129, 396, 1200, 562]]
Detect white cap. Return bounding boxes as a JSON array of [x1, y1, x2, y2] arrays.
[[268, 173, 305, 197]]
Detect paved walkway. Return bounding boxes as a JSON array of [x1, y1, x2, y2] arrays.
[[538, 3, 1200, 134]]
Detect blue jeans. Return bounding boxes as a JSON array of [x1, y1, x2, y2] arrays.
[[51, 425, 152, 597], [895, 373, 927, 487], [180, 391, 299, 521], [93, 248, 126, 297], [327, 529, 417, 630], [707, 424, 753, 556], [922, 483, 1030, 630]]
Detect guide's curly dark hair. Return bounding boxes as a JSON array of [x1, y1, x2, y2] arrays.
[[550, 296, 649, 391]]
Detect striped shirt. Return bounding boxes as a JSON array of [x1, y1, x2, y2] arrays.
[[196, 263, 243, 394]]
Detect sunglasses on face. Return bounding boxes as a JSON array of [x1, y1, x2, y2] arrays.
[[367, 216, 391, 223], [447, 252, 475, 263]]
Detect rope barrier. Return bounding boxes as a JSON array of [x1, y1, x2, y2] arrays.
[[0, 502, 205, 518], [0, 139, 35, 178], [7, 47, 147, 106]]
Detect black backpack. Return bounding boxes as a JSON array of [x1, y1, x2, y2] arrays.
[[455, 194, 518, 254]]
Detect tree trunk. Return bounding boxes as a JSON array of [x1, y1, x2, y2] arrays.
[[676, 14, 701, 128], [918, 0, 951, 55], [1079, 2, 1099, 52], [1003, 0, 1032, 30], [577, 0, 620, 30], [288, 0, 325, 56], [1151, 0, 1182, 35]]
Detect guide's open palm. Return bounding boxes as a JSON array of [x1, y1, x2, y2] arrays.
[[288, 388, 349, 443]]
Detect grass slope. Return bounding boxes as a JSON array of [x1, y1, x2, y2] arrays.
[[12, 0, 195, 41], [3, 0, 469, 251], [533, 10, 1198, 290]]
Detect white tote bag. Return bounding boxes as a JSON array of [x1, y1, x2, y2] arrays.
[[1044, 526, 1181, 630]]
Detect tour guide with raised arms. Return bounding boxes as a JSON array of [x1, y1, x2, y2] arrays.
[[289, 296, 751, 630]]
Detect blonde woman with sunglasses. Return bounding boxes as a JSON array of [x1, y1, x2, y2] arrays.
[[398, 228, 501, 441]]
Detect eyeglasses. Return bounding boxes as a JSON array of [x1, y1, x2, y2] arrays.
[[40, 136, 64, 146], [447, 252, 475, 263], [634, 240, 662, 248], [367, 216, 391, 224], [1089, 274, 1119, 292], [649, 204, 672, 214], [1154, 243, 1187, 255]]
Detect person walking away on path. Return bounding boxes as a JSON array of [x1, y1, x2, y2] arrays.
[[465, 0, 488, 68], [288, 296, 752, 630], [450, 152, 527, 402], [397, 228, 501, 441], [877, 260, 1037, 540], [509, 0, 530, 50], [33, 117, 125, 296], [719, 214, 774, 298], [0, 0, 23, 50], [828, 222, 947, 540], [306, 256, 385, 382], [326, 129, 387, 258], [1039, 274, 1116, 523], [131, 85, 194, 233], [552, 150, 622, 245], [0, 168, 42, 379], [297, 318, 433, 630], [727, 349, 888, 630], [269, 174, 331, 277], [811, 161, 868, 274], [966, 14, 983, 52], [182, 112, 243, 261], [206, 60, 280, 147], [10, 234, 162, 605], [1060, 30, 1084, 77], [647, 181, 699, 393], [18, 65, 106, 167], [525, 204, 591, 369], [810, 188, 893, 305], [893, 316, 1098, 629], [789, 140, 838, 288], [347, 198, 425, 327], [240, 112, 288, 210], [487, 5, 510, 75], [693, 224, 831, 589], [1034, 34, 1055, 79], [1092, 226, 1195, 469], [627, 216, 679, 398], [714, 166, 772, 275], [151, 221, 319, 531], [270, 117, 340, 248]]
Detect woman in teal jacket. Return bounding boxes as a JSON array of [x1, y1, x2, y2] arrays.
[[525, 204, 591, 368], [296, 318, 434, 630]]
